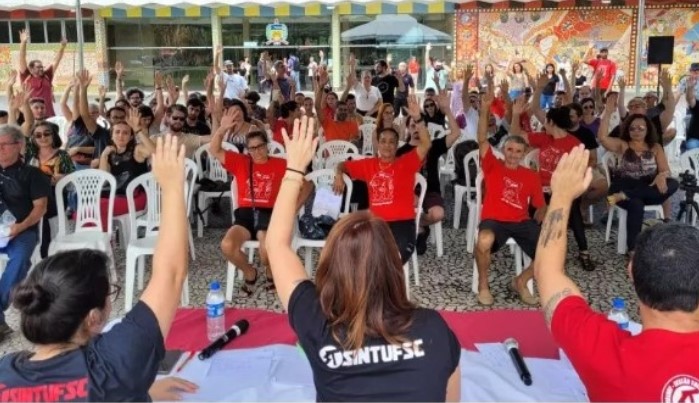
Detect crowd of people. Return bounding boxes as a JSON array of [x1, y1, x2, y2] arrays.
[[0, 30, 698, 401]]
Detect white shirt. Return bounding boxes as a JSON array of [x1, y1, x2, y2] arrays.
[[222, 72, 248, 100], [353, 83, 382, 112], [461, 108, 480, 141]]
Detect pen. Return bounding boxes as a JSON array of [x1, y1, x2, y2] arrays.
[[175, 351, 196, 373]]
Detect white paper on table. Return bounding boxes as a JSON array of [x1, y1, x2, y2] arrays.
[[270, 345, 315, 387], [474, 343, 512, 370], [175, 353, 213, 384], [311, 187, 342, 219]]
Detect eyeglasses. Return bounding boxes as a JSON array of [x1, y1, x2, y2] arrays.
[[629, 125, 646, 132], [34, 132, 52, 139], [108, 283, 122, 302], [0, 142, 19, 149], [170, 116, 186, 121], [247, 143, 267, 152]]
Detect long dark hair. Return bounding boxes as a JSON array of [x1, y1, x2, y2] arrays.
[[620, 113, 658, 147], [31, 121, 62, 149], [12, 250, 110, 344], [315, 211, 414, 350]]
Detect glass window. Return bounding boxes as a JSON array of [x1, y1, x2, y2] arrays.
[[0, 21, 10, 44], [46, 21, 63, 43], [10, 21, 27, 44], [28, 21, 45, 44], [64, 19, 95, 43]]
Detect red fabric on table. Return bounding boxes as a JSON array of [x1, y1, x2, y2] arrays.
[[166, 308, 559, 359]]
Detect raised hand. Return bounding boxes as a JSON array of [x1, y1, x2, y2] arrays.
[[151, 135, 185, 193], [318, 67, 329, 87], [216, 74, 226, 94], [127, 108, 142, 132], [499, 78, 509, 96], [181, 74, 190, 86], [19, 29, 29, 44], [512, 95, 529, 115], [407, 94, 421, 119], [426, 43, 432, 52], [348, 53, 356, 69], [114, 61, 124, 79], [481, 85, 495, 110], [550, 145, 592, 202], [215, 45, 223, 56], [219, 105, 240, 131], [154, 71, 163, 89], [204, 70, 214, 91], [436, 89, 450, 112], [659, 68, 672, 90], [603, 92, 618, 115], [98, 85, 106, 98], [617, 76, 626, 89], [60, 37, 68, 48], [77, 69, 92, 88], [282, 116, 318, 172], [464, 64, 474, 83], [5, 69, 17, 90]]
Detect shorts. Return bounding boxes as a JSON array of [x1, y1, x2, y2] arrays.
[[423, 192, 445, 212], [478, 219, 540, 259], [233, 207, 273, 240], [387, 219, 416, 265]]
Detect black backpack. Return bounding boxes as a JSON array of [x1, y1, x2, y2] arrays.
[[453, 140, 479, 187]]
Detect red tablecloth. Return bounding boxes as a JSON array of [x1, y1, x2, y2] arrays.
[[166, 308, 559, 359]]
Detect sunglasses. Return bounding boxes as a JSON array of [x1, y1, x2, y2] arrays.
[[34, 132, 52, 139], [247, 143, 267, 152], [170, 116, 186, 121]]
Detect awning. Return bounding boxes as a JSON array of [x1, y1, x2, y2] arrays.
[[341, 14, 451, 43]]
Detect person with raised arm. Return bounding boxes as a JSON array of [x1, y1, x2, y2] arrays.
[[535, 145, 699, 401], [18, 29, 67, 118], [0, 135, 200, 400], [266, 116, 461, 401]]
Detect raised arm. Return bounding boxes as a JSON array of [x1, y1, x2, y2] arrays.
[[424, 43, 432, 72], [267, 117, 318, 310], [152, 71, 166, 126], [60, 78, 77, 122], [559, 68, 573, 104], [210, 106, 237, 163], [617, 76, 627, 117], [598, 93, 625, 154], [52, 37, 68, 72], [530, 73, 548, 125], [581, 45, 595, 65], [461, 65, 474, 114], [140, 135, 189, 337], [18, 29, 29, 73], [126, 108, 156, 161], [477, 83, 495, 158], [181, 75, 190, 103], [77, 69, 98, 134], [510, 95, 529, 143], [406, 94, 431, 160], [435, 88, 460, 148], [658, 68, 675, 132], [97, 84, 107, 118], [114, 61, 125, 101], [315, 72, 328, 125]]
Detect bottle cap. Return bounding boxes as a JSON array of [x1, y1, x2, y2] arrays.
[[612, 297, 625, 309], [210, 281, 220, 291]]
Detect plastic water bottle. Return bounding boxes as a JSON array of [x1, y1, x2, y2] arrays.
[[607, 297, 630, 330], [206, 281, 226, 341], [0, 210, 16, 248]]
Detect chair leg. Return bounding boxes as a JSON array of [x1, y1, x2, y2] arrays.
[[197, 194, 205, 238], [188, 228, 196, 261], [433, 223, 443, 257], [466, 208, 476, 254], [181, 275, 190, 306], [125, 250, 138, 311], [605, 207, 615, 243], [411, 252, 419, 286], [403, 263, 411, 299], [304, 247, 313, 276], [137, 256, 145, 291], [522, 254, 534, 295], [617, 209, 628, 255], [453, 192, 464, 229], [226, 262, 236, 302], [471, 258, 479, 294], [588, 205, 594, 223]]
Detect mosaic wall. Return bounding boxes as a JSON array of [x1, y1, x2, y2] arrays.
[[455, 9, 635, 85]]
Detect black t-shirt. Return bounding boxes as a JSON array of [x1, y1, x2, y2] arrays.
[[89, 126, 111, 161], [0, 302, 164, 401], [182, 119, 211, 136], [688, 102, 699, 141], [568, 126, 598, 150], [397, 136, 448, 194], [0, 161, 51, 226], [372, 74, 400, 105], [609, 114, 663, 140], [395, 74, 414, 99], [422, 112, 446, 127], [289, 280, 460, 402], [543, 75, 560, 96]]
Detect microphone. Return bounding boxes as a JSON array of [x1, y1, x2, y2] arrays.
[[198, 319, 249, 360], [504, 338, 532, 386]]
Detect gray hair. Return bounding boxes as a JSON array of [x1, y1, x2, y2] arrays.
[[0, 124, 25, 143], [502, 134, 528, 148]]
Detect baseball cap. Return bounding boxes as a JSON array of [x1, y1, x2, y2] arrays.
[[690, 63, 699, 71], [224, 60, 234, 66]]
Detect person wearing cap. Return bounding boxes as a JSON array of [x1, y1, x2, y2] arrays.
[[582, 45, 616, 96], [214, 46, 248, 101]]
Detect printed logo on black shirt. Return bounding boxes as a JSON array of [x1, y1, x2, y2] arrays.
[[319, 340, 425, 369], [0, 378, 88, 402]]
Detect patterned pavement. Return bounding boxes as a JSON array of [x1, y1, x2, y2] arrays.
[[1, 184, 686, 355]]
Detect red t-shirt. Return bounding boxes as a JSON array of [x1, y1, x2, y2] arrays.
[[490, 98, 506, 120], [20, 66, 56, 117], [481, 147, 544, 222], [587, 59, 617, 90], [272, 118, 289, 144], [408, 60, 420, 75], [344, 149, 421, 221], [552, 296, 699, 402], [322, 106, 335, 123], [322, 119, 359, 142], [527, 132, 581, 187], [223, 151, 286, 209]]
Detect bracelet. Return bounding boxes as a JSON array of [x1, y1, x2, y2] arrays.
[[286, 167, 305, 176], [283, 176, 304, 185]]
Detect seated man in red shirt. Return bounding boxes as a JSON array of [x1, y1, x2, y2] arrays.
[[333, 94, 431, 264], [475, 87, 545, 306], [535, 145, 699, 402], [18, 29, 67, 118], [315, 81, 359, 144]]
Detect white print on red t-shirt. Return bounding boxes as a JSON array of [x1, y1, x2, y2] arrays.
[[501, 176, 525, 210], [319, 340, 425, 369], [539, 147, 564, 177], [245, 171, 276, 203], [662, 375, 699, 403], [368, 170, 395, 206]]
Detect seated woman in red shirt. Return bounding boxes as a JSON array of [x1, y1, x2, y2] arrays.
[[511, 97, 594, 271], [98, 113, 155, 230], [271, 101, 301, 144], [334, 95, 430, 264], [210, 107, 311, 295], [266, 117, 461, 402]]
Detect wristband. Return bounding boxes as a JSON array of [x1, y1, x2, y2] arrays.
[[286, 167, 306, 176]]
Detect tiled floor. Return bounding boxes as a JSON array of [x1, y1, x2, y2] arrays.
[[1, 185, 685, 355]]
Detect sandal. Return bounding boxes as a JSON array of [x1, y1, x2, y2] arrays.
[[508, 279, 538, 306], [240, 271, 258, 297]]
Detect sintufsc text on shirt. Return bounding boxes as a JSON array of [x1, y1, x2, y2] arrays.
[[319, 339, 425, 369]]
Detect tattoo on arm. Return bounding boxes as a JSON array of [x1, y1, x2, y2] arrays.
[[538, 208, 565, 248], [544, 287, 573, 324]]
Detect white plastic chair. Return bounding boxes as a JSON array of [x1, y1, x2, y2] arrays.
[[324, 153, 365, 170], [403, 173, 427, 298], [49, 169, 117, 282], [602, 152, 664, 254], [194, 143, 237, 238], [438, 145, 457, 195], [453, 150, 480, 230], [293, 170, 353, 275], [362, 116, 376, 126], [522, 148, 539, 171], [314, 140, 359, 169], [46, 116, 71, 146], [427, 123, 445, 140], [123, 164, 198, 310], [359, 123, 376, 155], [225, 180, 261, 302], [469, 172, 534, 295], [268, 140, 286, 156]]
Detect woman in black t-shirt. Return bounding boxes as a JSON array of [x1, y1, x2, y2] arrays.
[[0, 135, 197, 401], [266, 116, 461, 402]]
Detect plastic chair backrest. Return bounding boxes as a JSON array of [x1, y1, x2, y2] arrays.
[[474, 171, 484, 223], [317, 140, 359, 160], [414, 174, 427, 233], [126, 172, 160, 237], [194, 143, 237, 181], [362, 116, 376, 126], [55, 169, 116, 235], [268, 140, 286, 155], [602, 152, 619, 186], [680, 149, 699, 178], [46, 116, 70, 146], [427, 123, 445, 140], [324, 153, 364, 170], [359, 123, 376, 155], [299, 169, 353, 218], [522, 148, 540, 171], [463, 149, 481, 198]]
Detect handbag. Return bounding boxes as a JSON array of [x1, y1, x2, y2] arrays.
[[297, 190, 337, 240]]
